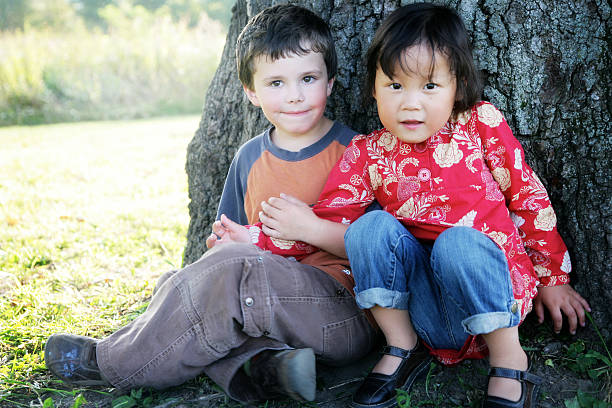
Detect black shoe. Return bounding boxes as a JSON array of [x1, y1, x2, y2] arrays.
[[44, 333, 109, 386], [482, 361, 543, 408], [250, 348, 316, 402], [351, 341, 432, 408]]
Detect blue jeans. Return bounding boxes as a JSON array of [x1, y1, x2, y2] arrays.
[[344, 210, 520, 350]]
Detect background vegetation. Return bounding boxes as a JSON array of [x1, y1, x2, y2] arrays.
[[0, 116, 199, 406], [0, 0, 233, 125]]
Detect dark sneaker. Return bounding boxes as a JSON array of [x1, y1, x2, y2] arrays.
[[250, 348, 316, 402], [44, 333, 109, 386]]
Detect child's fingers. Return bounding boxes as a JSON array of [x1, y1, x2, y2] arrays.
[[205, 233, 218, 249], [211, 220, 226, 236], [561, 302, 578, 335], [550, 307, 563, 334], [261, 201, 281, 217], [279, 193, 308, 207], [259, 211, 278, 229], [571, 296, 587, 328], [261, 224, 280, 238], [575, 292, 591, 313], [220, 214, 241, 232], [534, 296, 545, 324]]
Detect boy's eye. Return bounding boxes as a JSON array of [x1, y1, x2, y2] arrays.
[[303, 75, 316, 83], [390, 83, 402, 90], [269, 80, 282, 87], [424, 83, 437, 90]]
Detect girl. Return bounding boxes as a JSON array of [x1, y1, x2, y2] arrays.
[[213, 3, 590, 407]]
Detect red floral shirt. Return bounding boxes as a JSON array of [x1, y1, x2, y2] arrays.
[[247, 102, 571, 363]]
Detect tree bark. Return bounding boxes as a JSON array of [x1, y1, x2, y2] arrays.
[[185, 0, 611, 330]]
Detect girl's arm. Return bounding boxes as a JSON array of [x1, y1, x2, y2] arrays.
[[476, 102, 590, 333], [476, 102, 569, 286], [246, 136, 376, 259], [259, 194, 349, 258]]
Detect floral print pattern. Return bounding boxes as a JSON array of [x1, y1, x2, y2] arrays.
[[246, 101, 571, 364]]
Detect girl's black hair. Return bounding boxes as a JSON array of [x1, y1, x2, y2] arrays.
[[364, 2, 482, 113]]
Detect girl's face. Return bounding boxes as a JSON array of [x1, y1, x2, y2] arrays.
[[373, 44, 457, 144]]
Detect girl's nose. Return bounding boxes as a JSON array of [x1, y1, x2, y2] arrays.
[[401, 91, 420, 110]]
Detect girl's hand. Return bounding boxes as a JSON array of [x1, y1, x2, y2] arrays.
[[259, 193, 319, 242], [205, 214, 251, 248], [533, 284, 591, 335]]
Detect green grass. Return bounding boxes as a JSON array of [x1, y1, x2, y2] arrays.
[[0, 116, 197, 405], [0, 15, 225, 125]]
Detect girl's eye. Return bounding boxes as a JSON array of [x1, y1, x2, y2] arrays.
[[424, 83, 437, 90], [270, 80, 282, 87], [390, 83, 402, 90], [303, 75, 316, 83]]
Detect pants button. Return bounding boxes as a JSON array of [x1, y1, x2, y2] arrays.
[[245, 297, 254, 307]]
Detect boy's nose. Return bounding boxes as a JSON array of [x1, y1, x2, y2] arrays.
[[286, 85, 305, 103]]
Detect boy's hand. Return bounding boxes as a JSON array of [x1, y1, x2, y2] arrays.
[[259, 193, 318, 242], [533, 284, 591, 335], [206, 214, 251, 248]]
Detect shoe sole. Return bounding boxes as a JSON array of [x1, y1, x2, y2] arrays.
[[277, 348, 316, 402], [350, 355, 433, 408]]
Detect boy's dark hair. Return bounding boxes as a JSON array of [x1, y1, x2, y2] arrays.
[[364, 2, 482, 113], [236, 4, 337, 90]]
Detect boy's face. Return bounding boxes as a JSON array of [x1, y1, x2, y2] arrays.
[[373, 44, 457, 144], [244, 50, 334, 142]]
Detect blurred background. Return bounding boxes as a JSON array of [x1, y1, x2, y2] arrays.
[[0, 0, 233, 126]]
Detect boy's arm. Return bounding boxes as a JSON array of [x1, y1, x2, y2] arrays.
[[476, 102, 590, 332], [259, 194, 349, 258]]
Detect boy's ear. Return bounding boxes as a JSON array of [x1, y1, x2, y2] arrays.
[[243, 85, 260, 107], [326, 77, 335, 97]]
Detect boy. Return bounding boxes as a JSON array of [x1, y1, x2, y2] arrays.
[[44, 4, 375, 404]]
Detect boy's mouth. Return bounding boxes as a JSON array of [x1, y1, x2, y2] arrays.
[[284, 110, 310, 116]]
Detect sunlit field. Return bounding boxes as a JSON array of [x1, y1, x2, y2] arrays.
[[0, 16, 225, 125], [0, 116, 197, 405]]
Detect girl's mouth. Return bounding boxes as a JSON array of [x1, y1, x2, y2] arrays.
[[401, 120, 423, 129]]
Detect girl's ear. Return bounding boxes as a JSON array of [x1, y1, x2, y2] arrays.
[[243, 85, 260, 107]]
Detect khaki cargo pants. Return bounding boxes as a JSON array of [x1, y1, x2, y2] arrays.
[[96, 243, 376, 402]]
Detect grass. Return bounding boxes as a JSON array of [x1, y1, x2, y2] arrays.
[[0, 14, 225, 125], [0, 116, 197, 406]]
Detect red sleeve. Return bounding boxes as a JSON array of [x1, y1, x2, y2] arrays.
[[246, 134, 376, 258], [476, 102, 571, 287]]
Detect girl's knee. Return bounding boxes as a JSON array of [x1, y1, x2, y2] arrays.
[[345, 210, 410, 250], [432, 226, 506, 281]]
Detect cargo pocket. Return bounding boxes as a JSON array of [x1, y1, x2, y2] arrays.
[[321, 312, 375, 366]]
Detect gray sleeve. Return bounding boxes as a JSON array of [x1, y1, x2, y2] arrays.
[[216, 155, 248, 225], [215, 133, 266, 225]]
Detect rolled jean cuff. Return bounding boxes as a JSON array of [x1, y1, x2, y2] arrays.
[[461, 311, 519, 335], [354, 288, 410, 310]]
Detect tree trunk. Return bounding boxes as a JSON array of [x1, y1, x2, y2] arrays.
[[185, 0, 612, 331]]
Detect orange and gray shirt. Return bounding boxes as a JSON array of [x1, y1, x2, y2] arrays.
[[216, 121, 358, 291]]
